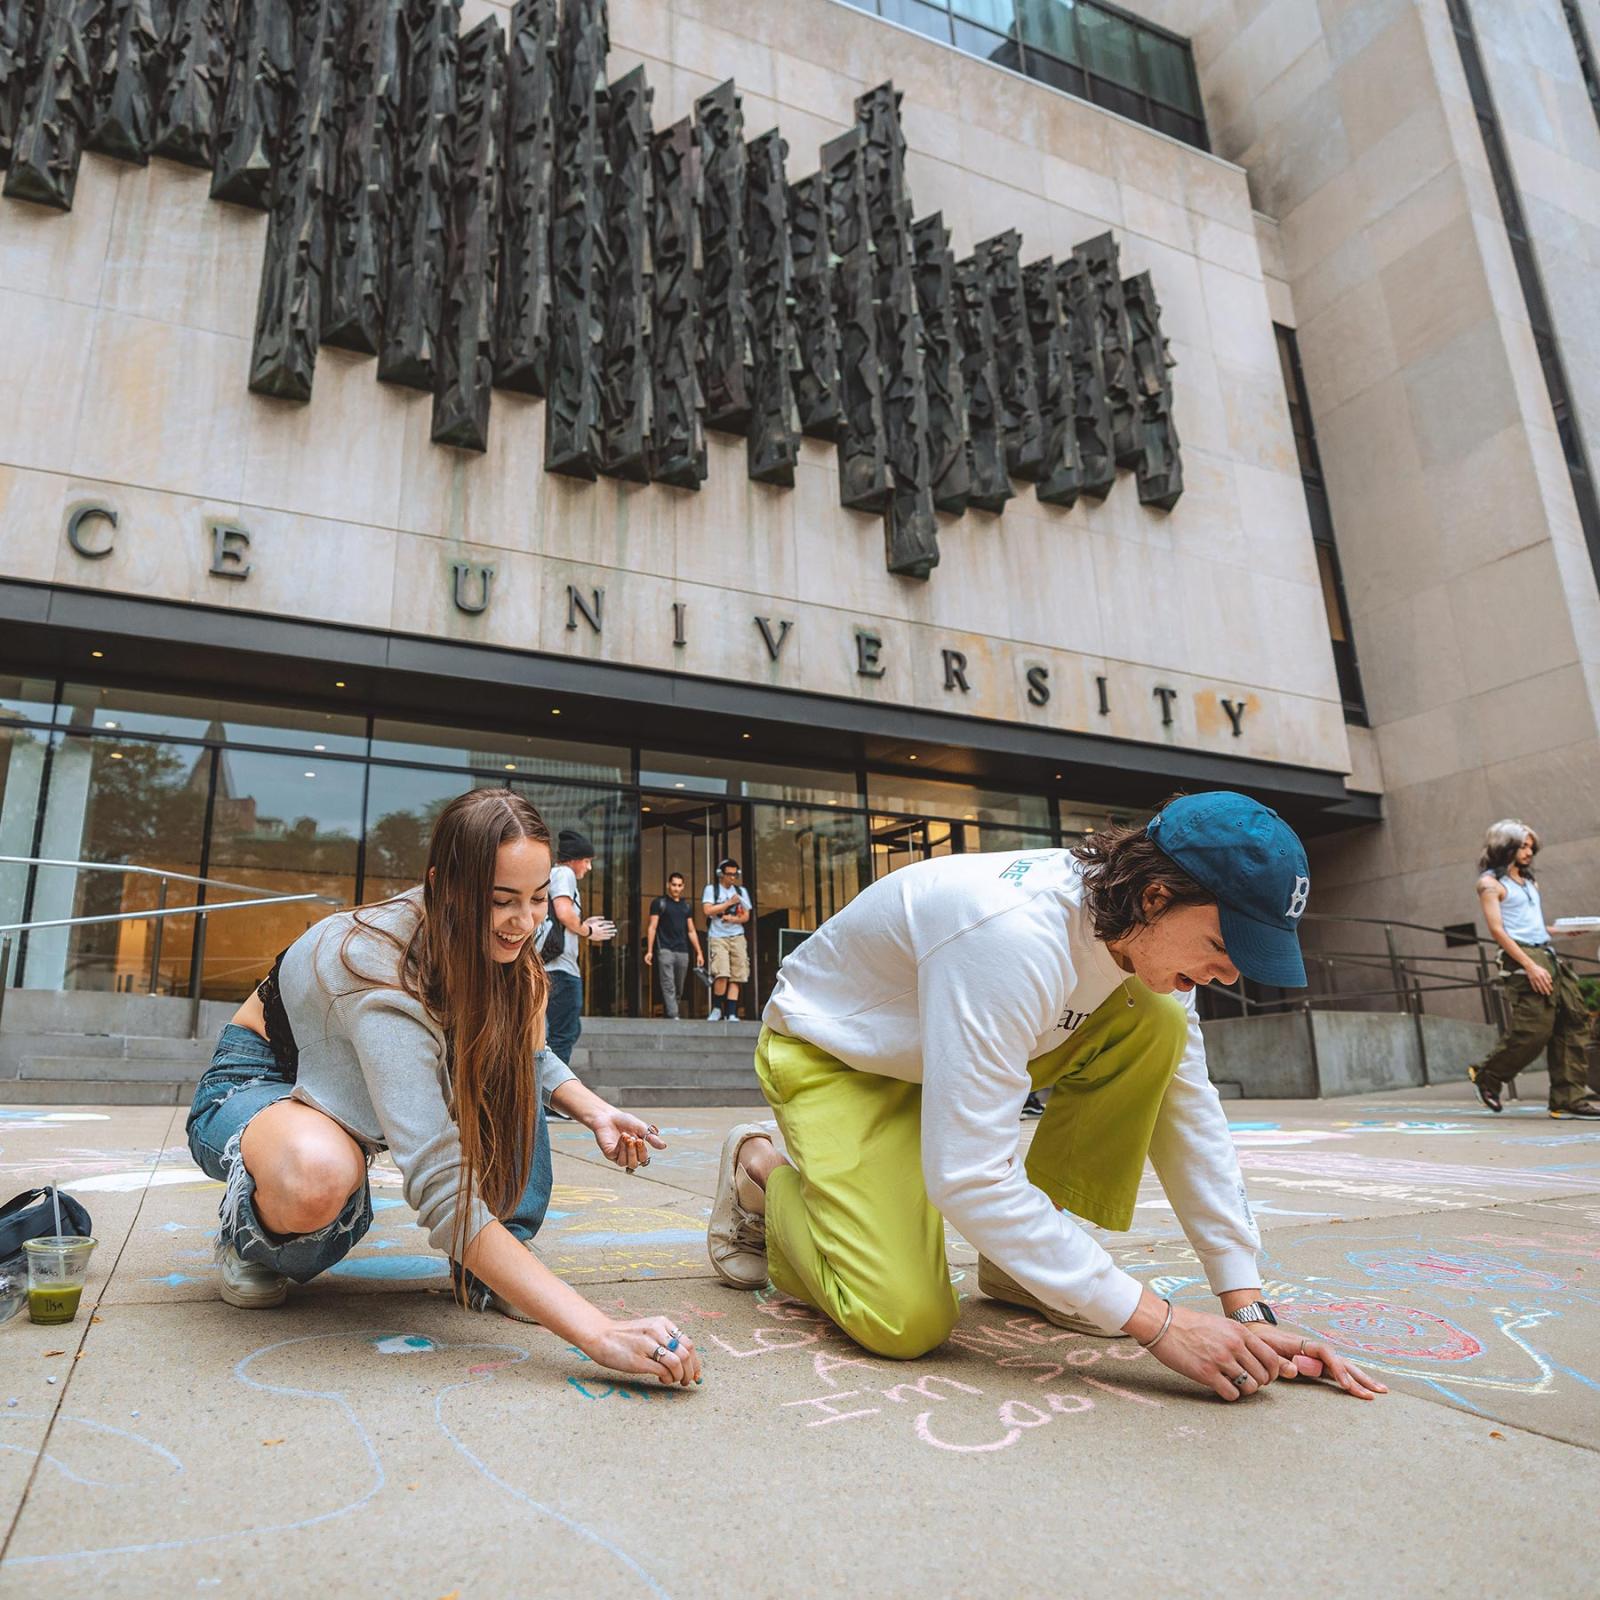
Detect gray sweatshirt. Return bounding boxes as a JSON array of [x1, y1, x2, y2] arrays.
[[278, 889, 576, 1257]]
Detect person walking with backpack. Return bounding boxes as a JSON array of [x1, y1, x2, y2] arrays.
[[1468, 819, 1599, 1118], [541, 828, 616, 1076]]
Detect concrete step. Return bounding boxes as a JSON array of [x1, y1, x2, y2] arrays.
[[0, 1078, 197, 1105], [17, 1054, 212, 1082], [595, 1083, 768, 1107], [578, 1064, 761, 1089]]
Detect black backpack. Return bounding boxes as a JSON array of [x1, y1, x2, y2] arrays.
[[0, 1187, 93, 1258]]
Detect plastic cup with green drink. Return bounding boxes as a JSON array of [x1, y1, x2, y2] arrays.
[[23, 1236, 97, 1326]]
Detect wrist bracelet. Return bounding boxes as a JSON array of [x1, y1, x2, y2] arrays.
[[1138, 1297, 1174, 1352]]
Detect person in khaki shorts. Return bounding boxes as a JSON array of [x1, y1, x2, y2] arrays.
[[1468, 819, 1599, 1118], [702, 858, 752, 1021]]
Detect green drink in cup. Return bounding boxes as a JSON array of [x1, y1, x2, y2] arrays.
[[24, 1236, 97, 1326]]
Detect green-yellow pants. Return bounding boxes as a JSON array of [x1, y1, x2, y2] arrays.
[[1472, 944, 1596, 1110], [754, 979, 1189, 1360]]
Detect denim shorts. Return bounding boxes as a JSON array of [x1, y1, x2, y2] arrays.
[[186, 1023, 555, 1293], [186, 1024, 374, 1283]]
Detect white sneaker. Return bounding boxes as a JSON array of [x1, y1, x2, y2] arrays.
[[975, 1254, 1126, 1337], [219, 1245, 289, 1309], [708, 1123, 771, 1289], [708, 1007, 722, 1022]]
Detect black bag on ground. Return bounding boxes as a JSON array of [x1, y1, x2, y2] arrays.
[[0, 1187, 93, 1256]]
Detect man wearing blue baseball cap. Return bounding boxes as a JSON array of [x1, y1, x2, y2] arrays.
[[707, 791, 1385, 1405]]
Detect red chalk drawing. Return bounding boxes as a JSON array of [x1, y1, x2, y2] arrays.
[[1286, 1298, 1483, 1362]]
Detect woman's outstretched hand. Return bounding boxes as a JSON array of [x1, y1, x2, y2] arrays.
[[1135, 1302, 1387, 1402], [584, 1316, 702, 1386], [591, 1110, 668, 1171]]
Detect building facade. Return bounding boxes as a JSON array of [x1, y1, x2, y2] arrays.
[[4, 0, 1588, 1025]]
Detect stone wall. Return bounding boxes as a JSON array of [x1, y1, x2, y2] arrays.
[[0, 0, 1351, 778], [1130, 0, 1600, 972]]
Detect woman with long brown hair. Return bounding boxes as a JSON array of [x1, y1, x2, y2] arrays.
[[185, 787, 702, 1386]]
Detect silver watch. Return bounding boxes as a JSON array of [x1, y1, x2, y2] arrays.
[[1227, 1301, 1278, 1326]]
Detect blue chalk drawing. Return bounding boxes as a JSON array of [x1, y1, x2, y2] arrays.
[[370, 1197, 406, 1212], [148, 1273, 198, 1287], [373, 1335, 435, 1355]]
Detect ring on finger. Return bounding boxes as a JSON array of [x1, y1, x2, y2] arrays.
[[1232, 1373, 1251, 1390], [652, 1344, 668, 1362]]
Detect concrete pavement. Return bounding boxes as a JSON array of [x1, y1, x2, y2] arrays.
[[1, 1079, 1597, 1597]]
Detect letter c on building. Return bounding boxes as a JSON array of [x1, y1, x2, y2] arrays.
[[66, 503, 118, 560]]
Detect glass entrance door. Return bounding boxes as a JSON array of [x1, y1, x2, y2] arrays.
[[869, 815, 958, 880], [637, 794, 746, 1018]]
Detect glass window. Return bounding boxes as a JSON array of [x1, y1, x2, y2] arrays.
[[200, 750, 362, 998], [0, 723, 51, 934], [26, 733, 209, 994], [57, 683, 367, 754], [0, 676, 57, 726], [1078, 2, 1139, 86], [953, 0, 1013, 31], [866, 772, 1052, 831], [1018, 0, 1079, 62], [1139, 27, 1198, 113], [640, 751, 858, 806], [520, 780, 638, 1023], [1058, 798, 1147, 839], [750, 802, 871, 1007], [952, 17, 1020, 65], [360, 767, 509, 904], [371, 717, 629, 783], [880, 0, 953, 42]]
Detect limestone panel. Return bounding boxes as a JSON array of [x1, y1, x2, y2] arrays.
[[535, 458, 676, 581], [0, 466, 66, 582], [390, 531, 540, 652], [0, 152, 118, 308], [1468, 663, 1596, 769], [1295, 281, 1397, 415], [0, 290, 97, 476], [216, 507, 399, 632], [72, 310, 251, 503], [1373, 698, 1484, 793], [398, 389, 545, 548], [1446, 540, 1581, 699], [100, 160, 265, 340], [240, 348, 412, 529]]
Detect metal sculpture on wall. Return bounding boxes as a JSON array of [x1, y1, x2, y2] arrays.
[[983, 230, 1044, 487], [1124, 268, 1182, 510], [744, 128, 800, 488], [788, 171, 841, 442], [0, 0, 38, 173], [248, 0, 339, 403], [151, 0, 230, 169], [859, 83, 937, 578], [1058, 253, 1116, 500], [1024, 256, 1080, 509], [432, 14, 503, 451], [597, 62, 651, 480], [953, 253, 1012, 514], [4, 0, 104, 209], [913, 213, 969, 516], [1, 0, 1185, 577], [323, 0, 403, 355], [696, 79, 750, 436], [1078, 231, 1139, 469], [824, 124, 887, 515], [379, 0, 457, 391], [544, 0, 604, 478], [494, 0, 556, 395], [88, 0, 158, 166], [210, 0, 293, 208], [649, 115, 704, 490]]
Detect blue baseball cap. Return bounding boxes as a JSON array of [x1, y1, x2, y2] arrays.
[[1146, 792, 1310, 988]]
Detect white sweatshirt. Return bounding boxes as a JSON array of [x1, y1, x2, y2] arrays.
[[763, 848, 1260, 1333]]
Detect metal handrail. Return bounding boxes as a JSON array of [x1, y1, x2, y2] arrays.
[[0, 856, 343, 1040], [0, 893, 331, 935], [1211, 905, 1600, 1095], [0, 855, 324, 901]]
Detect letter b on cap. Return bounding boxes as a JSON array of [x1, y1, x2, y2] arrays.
[[1285, 875, 1310, 921]]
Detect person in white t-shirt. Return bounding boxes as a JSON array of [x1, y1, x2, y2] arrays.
[[702, 858, 753, 1021], [541, 828, 615, 1082], [706, 792, 1385, 1405]]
